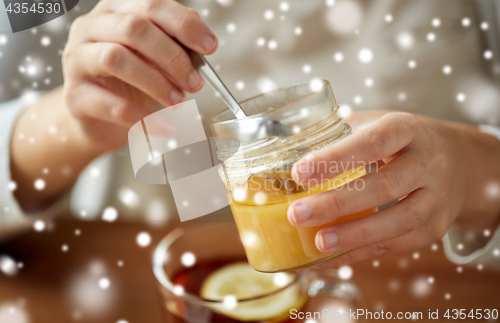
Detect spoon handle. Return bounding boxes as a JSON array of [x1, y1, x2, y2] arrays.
[[186, 49, 247, 119]]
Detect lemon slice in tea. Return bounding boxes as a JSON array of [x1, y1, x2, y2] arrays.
[[200, 262, 307, 321]]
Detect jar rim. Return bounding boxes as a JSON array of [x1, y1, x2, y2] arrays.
[[210, 79, 331, 125]]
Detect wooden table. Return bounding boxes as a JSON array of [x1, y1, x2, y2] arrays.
[[1, 215, 499, 323]]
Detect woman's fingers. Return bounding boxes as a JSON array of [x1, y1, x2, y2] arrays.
[[314, 215, 445, 268], [313, 188, 432, 254], [288, 150, 425, 227], [75, 42, 184, 107], [65, 83, 175, 137], [75, 13, 203, 92], [116, 0, 218, 55], [292, 112, 420, 184]]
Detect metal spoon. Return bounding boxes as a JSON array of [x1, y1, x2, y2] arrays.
[[186, 50, 293, 141]]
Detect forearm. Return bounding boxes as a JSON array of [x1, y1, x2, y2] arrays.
[[10, 87, 105, 211]]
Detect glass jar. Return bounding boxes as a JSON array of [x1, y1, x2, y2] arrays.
[[210, 80, 377, 273]]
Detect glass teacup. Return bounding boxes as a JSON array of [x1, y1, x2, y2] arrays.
[[153, 221, 363, 323]]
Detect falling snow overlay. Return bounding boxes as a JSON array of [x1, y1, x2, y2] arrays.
[[0, 0, 499, 321]]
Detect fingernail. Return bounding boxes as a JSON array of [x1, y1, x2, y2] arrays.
[[201, 34, 216, 51], [317, 231, 338, 250], [170, 90, 183, 104], [189, 71, 203, 90], [288, 204, 311, 225]]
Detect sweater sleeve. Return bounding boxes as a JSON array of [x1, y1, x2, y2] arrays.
[[441, 124, 500, 269], [0, 96, 69, 240]]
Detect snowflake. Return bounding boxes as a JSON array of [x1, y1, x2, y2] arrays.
[[168, 139, 177, 149], [254, 192, 268, 205], [397, 32, 414, 49], [33, 220, 45, 232], [338, 265, 353, 280], [216, 0, 233, 7], [90, 167, 100, 177], [181, 252, 196, 267], [102, 207, 118, 222], [40, 36, 51, 47], [484, 50, 493, 60], [280, 2, 290, 11], [242, 232, 257, 247], [136, 232, 151, 247], [358, 48, 373, 63], [118, 187, 139, 208], [226, 23, 236, 33], [333, 52, 344, 62], [98, 277, 111, 290], [339, 104, 352, 118], [411, 277, 432, 298], [235, 81, 245, 90], [0, 255, 18, 276], [268, 40, 278, 50], [257, 77, 277, 93], [7, 181, 17, 191], [431, 18, 441, 28], [325, 0, 362, 35], [173, 285, 184, 295], [264, 10, 274, 20], [34, 179, 46, 191], [223, 295, 237, 309]]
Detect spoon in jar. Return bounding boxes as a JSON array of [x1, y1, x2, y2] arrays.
[[186, 50, 293, 142]]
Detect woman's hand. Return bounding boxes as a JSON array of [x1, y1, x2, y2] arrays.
[[62, 0, 217, 150], [11, 0, 217, 210], [287, 111, 500, 267]]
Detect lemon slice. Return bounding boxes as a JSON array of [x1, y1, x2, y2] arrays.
[[200, 262, 306, 321]]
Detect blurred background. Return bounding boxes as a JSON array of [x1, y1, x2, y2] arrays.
[[1, 1, 500, 322]]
